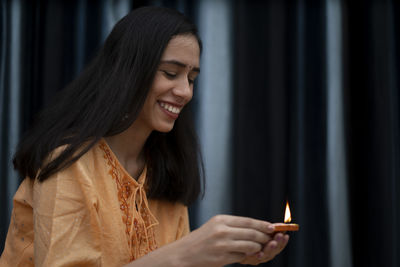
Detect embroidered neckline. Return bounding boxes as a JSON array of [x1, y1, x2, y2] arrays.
[[99, 139, 158, 261]]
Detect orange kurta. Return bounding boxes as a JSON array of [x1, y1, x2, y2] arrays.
[[0, 140, 190, 267]]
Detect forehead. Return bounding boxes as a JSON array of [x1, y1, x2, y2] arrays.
[[161, 35, 200, 69]]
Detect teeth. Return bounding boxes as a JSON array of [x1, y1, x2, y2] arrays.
[[159, 102, 181, 114]]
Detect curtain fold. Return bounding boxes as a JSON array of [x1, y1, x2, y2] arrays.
[[344, 1, 400, 266], [0, 0, 23, 253], [195, 0, 233, 227], [326, 1, 352, 266]]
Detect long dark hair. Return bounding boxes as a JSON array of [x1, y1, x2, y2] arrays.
[[13, 6, 204, 206]]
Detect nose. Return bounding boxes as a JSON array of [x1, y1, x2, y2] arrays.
[[172, 78, 193, 103]]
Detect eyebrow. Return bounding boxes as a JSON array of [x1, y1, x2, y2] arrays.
[[159, 60, 200, 73]]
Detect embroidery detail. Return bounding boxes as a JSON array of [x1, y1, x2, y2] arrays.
[[99, 141, 158, 260]]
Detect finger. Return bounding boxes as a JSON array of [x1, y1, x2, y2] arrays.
[[255, 234, 290, 263], [261, 240, 279, 260], [273, 233, 285, 245], [274, 234, 289, 253], [272, 233, 288, 249], [229, 240, 263, 256], [226, 252, 247, 265], [262, 234, 289, 259], [219, 215, 275, 234], [229, 227, 273, 244]]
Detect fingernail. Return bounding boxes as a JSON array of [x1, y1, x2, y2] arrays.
[[268, 225, 275, 232], [257, 252, 264, 259]]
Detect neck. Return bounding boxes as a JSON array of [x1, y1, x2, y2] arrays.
[[104, 121, 152, 179]]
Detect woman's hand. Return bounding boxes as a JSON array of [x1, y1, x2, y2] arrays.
[[171, 215, 284, 267], [125, 215, 289, 267], [239, 231, 289, 265]]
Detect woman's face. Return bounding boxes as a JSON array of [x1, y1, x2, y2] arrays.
[[135, 34, 200, 133]]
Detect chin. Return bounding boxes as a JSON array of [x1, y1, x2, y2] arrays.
[[155, 122, 175, 133]]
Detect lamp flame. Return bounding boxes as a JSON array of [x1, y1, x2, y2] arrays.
[[284, 201, 292, 223]]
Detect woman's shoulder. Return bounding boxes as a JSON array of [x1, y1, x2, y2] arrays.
[[40, 139, 104, 183], [46, 139, 103, 166], [48, 139, 98, 160], [33, 140, 106, 204]]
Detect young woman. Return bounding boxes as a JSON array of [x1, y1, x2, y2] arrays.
[[0, 6, 289, 267]]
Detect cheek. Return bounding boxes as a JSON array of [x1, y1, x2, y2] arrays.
[[140, 94, 156, 117], [151, 73, 169, 91]]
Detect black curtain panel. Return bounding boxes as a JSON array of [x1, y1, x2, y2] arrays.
[[344, 0, 400, 267], [232, 1, 329, 266], [232, 0, 399, 267]]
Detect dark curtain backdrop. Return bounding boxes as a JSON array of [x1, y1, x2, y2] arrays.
[[233, 1, 329, 266], [232, 0, 399, 267], [344, 1, 400, 266], [1, 1, 399, 267]]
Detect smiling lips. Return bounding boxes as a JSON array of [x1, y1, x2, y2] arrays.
[[158, 101, 182, 119]]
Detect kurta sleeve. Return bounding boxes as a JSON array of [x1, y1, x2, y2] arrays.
[[0, 178, 35, 267], [33, 165, 102, 267]]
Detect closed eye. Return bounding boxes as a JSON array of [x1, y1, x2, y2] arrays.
[[161, 69, 196, 85], [162, 71, 176, 78]]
